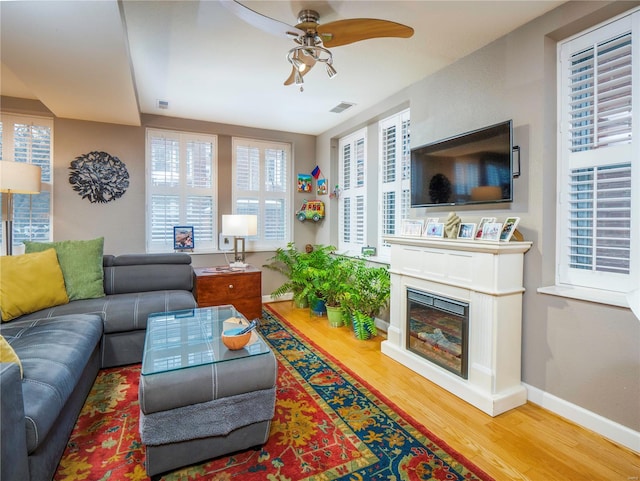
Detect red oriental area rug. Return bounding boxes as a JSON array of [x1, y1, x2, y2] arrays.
[[54, 304, 493, 481]]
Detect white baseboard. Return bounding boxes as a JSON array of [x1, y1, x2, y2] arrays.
[[524, 383, 640, 453], [262, 293, 291, 303]]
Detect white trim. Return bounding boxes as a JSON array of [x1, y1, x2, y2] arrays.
[[537, 284, 631, 308], [524, 383, 640, 453]]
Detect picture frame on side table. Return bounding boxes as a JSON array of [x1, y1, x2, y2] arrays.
[[458, 223, 477, 239], [475, 217, 496, 240], [481, 222, 502, 241], [500, 217, 520, 241]]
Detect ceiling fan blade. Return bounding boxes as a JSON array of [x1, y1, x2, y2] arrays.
[[317, 18, 414, 48], [220, 0, 303, 38]]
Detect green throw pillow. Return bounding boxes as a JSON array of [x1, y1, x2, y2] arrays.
[[24, 237, 105, 301]]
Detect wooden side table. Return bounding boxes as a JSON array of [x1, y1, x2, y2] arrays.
[[193, 266, 263, 320]]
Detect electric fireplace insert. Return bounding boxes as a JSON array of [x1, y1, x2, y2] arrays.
[[406, 288, 469, 379]]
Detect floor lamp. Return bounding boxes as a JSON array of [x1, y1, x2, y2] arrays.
[[222, 214, 258, 268], [0, 161, 42, 256]]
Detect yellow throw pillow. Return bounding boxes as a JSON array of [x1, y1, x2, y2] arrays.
[[0, 335, 23, 378], [0, 248, 69, 322]]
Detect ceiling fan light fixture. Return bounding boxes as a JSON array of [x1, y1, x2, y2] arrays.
[[286, 44, 335, 85], [326, 62, 337, 79]]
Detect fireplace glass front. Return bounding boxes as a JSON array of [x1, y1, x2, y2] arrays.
[[406, 288, 469, 379]]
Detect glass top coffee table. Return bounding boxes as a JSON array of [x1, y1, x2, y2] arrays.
[[142, 304, 270, 376]]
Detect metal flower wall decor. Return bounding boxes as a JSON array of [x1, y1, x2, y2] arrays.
[[69, 151, 129, 203]]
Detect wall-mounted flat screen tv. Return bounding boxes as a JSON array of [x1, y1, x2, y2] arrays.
[[411, 120, 513, 208]]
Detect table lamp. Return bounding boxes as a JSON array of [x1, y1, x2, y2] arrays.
[[0, 161, 42, 256], [222, 214, 258, 268]]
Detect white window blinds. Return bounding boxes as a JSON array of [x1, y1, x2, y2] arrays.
[[0, 114, 52, 251], [339, 129, 367, 254], [146, 129, 217, 252], [232, 138, 291, 249], [558, 11, 638, 293], [379, 109, 410, 258]]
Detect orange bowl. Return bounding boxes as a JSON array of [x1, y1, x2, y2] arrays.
[[222, 328, 251, 350]]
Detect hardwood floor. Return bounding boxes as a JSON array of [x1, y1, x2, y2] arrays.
[[266, 301, 640, 481]]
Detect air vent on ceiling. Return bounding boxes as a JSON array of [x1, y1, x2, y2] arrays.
[[156, 99, 169, 110], [330, 102, 355, 114]]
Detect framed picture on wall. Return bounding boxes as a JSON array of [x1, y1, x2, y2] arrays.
[[174, 226, 194, 250]]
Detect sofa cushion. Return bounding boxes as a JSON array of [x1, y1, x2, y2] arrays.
[[0, 249, 69, 322], [24, 237, 105, 301], [0, 314, 103, 453], [16, 290, 197, 334], [0, 335, 23, 378]]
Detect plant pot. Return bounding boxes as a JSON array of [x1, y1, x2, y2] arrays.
[[310, 298, 326, 317], [352, 313, 376, 340], [326, 305, 343, 327], [293, 296, 308, 309]]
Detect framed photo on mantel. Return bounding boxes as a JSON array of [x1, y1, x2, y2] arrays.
[[500, 217, 520, 242], [401, 219, 425, 236], [458, 223, 476, 239], [475, 217, 496, 240]]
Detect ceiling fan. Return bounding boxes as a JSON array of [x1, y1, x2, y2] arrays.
[[221, 1, 414, 90]]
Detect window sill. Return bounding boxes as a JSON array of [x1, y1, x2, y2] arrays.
[[537, 285, 631, 309]]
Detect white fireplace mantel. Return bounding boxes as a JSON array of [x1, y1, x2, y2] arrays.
[[381, 235, 532, 416]]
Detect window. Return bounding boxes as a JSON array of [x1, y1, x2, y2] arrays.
[[379, 109, 410, 258], [0, 114, 52, 252], [146, 129, 217, 252], [339, 129, 367, 254], [557, 11, 639, 295], [231, 138, 291, 250]]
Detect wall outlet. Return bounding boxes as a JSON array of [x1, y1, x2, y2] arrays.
[[219, 234, 234, 251]]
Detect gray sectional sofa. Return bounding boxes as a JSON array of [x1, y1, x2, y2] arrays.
[[0, 253, 197, 481]]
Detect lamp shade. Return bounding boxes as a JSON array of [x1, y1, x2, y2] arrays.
[[222, 215, 258, 236], [0, 161, 41, 194]]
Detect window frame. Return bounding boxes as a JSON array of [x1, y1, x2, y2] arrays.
[[0, 113, 53, 252], [145, 128, 218, 253], [231, 137, 292, 251], [554, 9, 640, 302]]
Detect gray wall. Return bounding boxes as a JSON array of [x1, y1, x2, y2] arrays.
[[315, 1, 640, 432]]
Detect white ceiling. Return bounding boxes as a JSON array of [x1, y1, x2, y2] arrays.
[[1, 1, 564, 136]]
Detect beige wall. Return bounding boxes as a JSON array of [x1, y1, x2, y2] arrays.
[[1, 103, 316, 299], [315, 1, 640, 433]]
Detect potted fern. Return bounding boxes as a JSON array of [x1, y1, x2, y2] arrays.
[[342, 260, 391, 340], [295, 244, 336, 316], [263, 242, 308, 307], [264, 243, 336, 312], [316, 255, 353, 327]]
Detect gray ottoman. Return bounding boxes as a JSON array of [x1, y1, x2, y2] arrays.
[[139, 306, 278, 479]]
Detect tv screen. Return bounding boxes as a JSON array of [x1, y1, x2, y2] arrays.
[[410, 120, 513, 208]]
